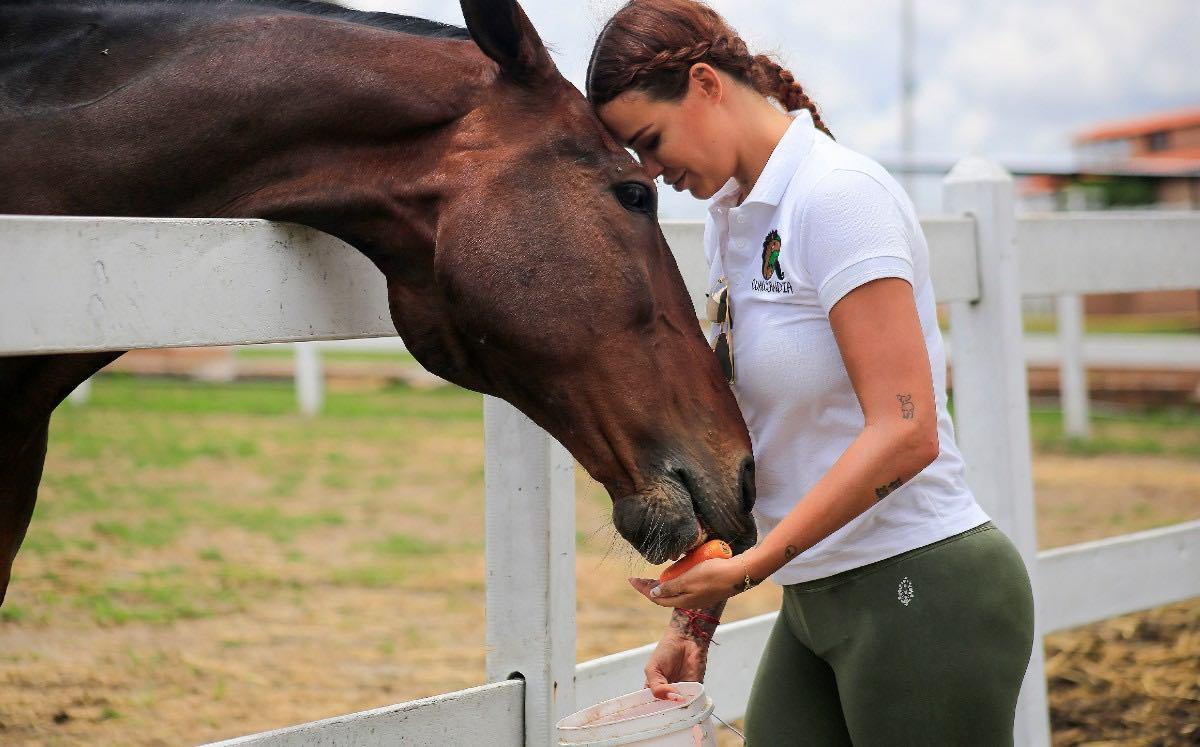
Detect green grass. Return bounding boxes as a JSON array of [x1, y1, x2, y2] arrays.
[[21, 529, 68, 557], [0, 605, 29, 623], [936, 312, 1200, 336], [93, 517, 188, 549], [1021, 313, 1200, 336], [20, 373, 1195, 631], [50, 376, 1200, 469], [73, 373, 481, 420], [235, 347, 420, 364], [372, 533, 444, 557], [18, 374, 492, 627], [78, 566, 229, 625], [1028, 407, 1200, 458], [328, 563, 409, 588], [200, 504, 346, 544]]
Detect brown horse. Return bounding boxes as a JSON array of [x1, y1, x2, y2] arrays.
[[0, 0, 757, 603]]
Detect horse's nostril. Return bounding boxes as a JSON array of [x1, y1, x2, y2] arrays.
[[739, 456, 756, 513]]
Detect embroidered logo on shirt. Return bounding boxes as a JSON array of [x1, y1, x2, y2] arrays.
[[760, 229, 786, 280], [752, 229, 793, 293], [897, 576, 915, 606]]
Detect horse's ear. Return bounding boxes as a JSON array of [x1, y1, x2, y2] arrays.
[[460, 0, 556, 87]]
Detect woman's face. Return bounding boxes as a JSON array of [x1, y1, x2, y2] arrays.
[[595, 65, 738, 200]]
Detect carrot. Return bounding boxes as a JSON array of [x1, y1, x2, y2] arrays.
[[659, 539, 733, 582]]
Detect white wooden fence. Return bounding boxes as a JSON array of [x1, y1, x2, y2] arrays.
[[2, 158, 1198, 746]]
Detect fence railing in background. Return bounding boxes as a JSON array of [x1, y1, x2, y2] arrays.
[[2, 158, 1198, 747]]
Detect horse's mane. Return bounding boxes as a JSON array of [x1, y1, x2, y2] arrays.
[[0, 0, 471, 40]]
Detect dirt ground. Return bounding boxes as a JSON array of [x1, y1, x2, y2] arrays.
[[0, 379, 1197, 746]]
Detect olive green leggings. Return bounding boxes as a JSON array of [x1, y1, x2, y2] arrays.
[[743, 522, 1035, 746]]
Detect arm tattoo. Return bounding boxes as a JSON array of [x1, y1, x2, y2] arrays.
[[897, 393, 914, 420], [875, 477, 904, 501], [669, 601, 726, 645], [783, 545, 799, 561]]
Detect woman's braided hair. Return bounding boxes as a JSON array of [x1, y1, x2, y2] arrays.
[[586, 0, 833, 140]]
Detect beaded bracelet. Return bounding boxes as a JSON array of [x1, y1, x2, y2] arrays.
[[677, 608, 722, 645]]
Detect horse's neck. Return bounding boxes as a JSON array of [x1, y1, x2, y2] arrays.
[[1, 11, 489, 262]]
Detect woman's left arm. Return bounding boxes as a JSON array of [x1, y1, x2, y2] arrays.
[[633, 275, 940, 609], [743, 275, 939, 581]]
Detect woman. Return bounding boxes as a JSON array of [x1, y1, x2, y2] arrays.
[[586, 1, 1036, 744]]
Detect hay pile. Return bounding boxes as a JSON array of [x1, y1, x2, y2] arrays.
[[1046, 598, 1199, 746]]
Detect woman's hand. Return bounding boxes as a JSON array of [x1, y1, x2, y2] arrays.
[[643, 625, 712, 700], [628, 556, 748, 609]]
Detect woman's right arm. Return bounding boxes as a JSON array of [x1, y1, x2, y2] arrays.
[[644, 601, 726, 699]]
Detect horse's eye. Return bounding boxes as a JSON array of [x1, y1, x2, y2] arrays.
[[615, 182, 654, 214]]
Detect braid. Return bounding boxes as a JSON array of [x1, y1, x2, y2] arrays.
[[619, 39, 716, 87], [588, 0, 834, 142], [616, 35, 748, 93], [750, 54, 835, 140]]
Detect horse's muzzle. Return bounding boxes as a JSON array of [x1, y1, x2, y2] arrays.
[[612, 456, 757, 565]]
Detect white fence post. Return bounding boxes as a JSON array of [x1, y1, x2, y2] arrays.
[[943, 157, 1052, 747], [484, 396, 576, 746], [294, 342, 324, 416], [1055, 294, 1091, 438]]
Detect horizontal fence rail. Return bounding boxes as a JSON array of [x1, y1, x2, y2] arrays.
[[4, 211, 1198, 357], [1018, 212, 1200, 296], [203, 680, 524, 747], [0, 216, 396, 355], [1037, 520, 1200, 633]]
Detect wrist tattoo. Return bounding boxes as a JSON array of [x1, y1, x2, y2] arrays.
[[897, 393, 914, 420], [783, 545, 798, 561], [875, 477, 904, 501], [670, 601, 725, 645]]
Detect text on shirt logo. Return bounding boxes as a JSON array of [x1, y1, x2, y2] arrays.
[[752, 229, 794, 293]]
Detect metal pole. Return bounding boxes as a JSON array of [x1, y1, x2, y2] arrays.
[[900, 0, 916, 199]]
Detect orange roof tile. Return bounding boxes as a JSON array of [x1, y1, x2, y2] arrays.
[[1018, 174, 1064, 195], [1074, 107, 1200, 143]]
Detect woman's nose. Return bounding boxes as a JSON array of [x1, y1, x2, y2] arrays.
[[641, 155, 664, 179]]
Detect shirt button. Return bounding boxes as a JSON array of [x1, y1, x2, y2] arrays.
[[736, 215, 746, 224]]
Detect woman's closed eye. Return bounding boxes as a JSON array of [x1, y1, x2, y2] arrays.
[[631, 133, 660, 164]]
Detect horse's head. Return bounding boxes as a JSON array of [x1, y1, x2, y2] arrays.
[[386, 0, 756, 564]]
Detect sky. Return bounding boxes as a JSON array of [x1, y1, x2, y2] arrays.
[[342, 0, 1200, 215]]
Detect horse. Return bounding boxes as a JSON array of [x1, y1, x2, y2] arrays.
[[0, 0, 758, 604]]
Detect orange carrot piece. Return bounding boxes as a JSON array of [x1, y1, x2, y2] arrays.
[[659, 539, 733, 582]]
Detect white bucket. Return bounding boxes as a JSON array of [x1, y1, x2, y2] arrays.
[[555, 682, 718, 746]]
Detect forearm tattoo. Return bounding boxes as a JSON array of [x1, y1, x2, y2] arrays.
[[876, 394, 916, 500], [670, 601, 726, 645], [897, 393, 914, 420], [875, 477, 904, 500], [784, 545, 799, 562]]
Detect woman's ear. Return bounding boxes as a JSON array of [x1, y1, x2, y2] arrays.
[[687, 63, 724, 102]]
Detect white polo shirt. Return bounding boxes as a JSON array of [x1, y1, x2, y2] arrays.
[[705, 109, 989, 585]]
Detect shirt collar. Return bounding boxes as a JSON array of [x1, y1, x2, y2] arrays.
[[708, 108, 817, 214]]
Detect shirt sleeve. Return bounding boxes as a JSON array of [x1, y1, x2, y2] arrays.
[[797, 168, 915, 316]]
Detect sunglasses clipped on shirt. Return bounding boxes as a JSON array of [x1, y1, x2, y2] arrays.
[[706, 277, 735, 383]]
